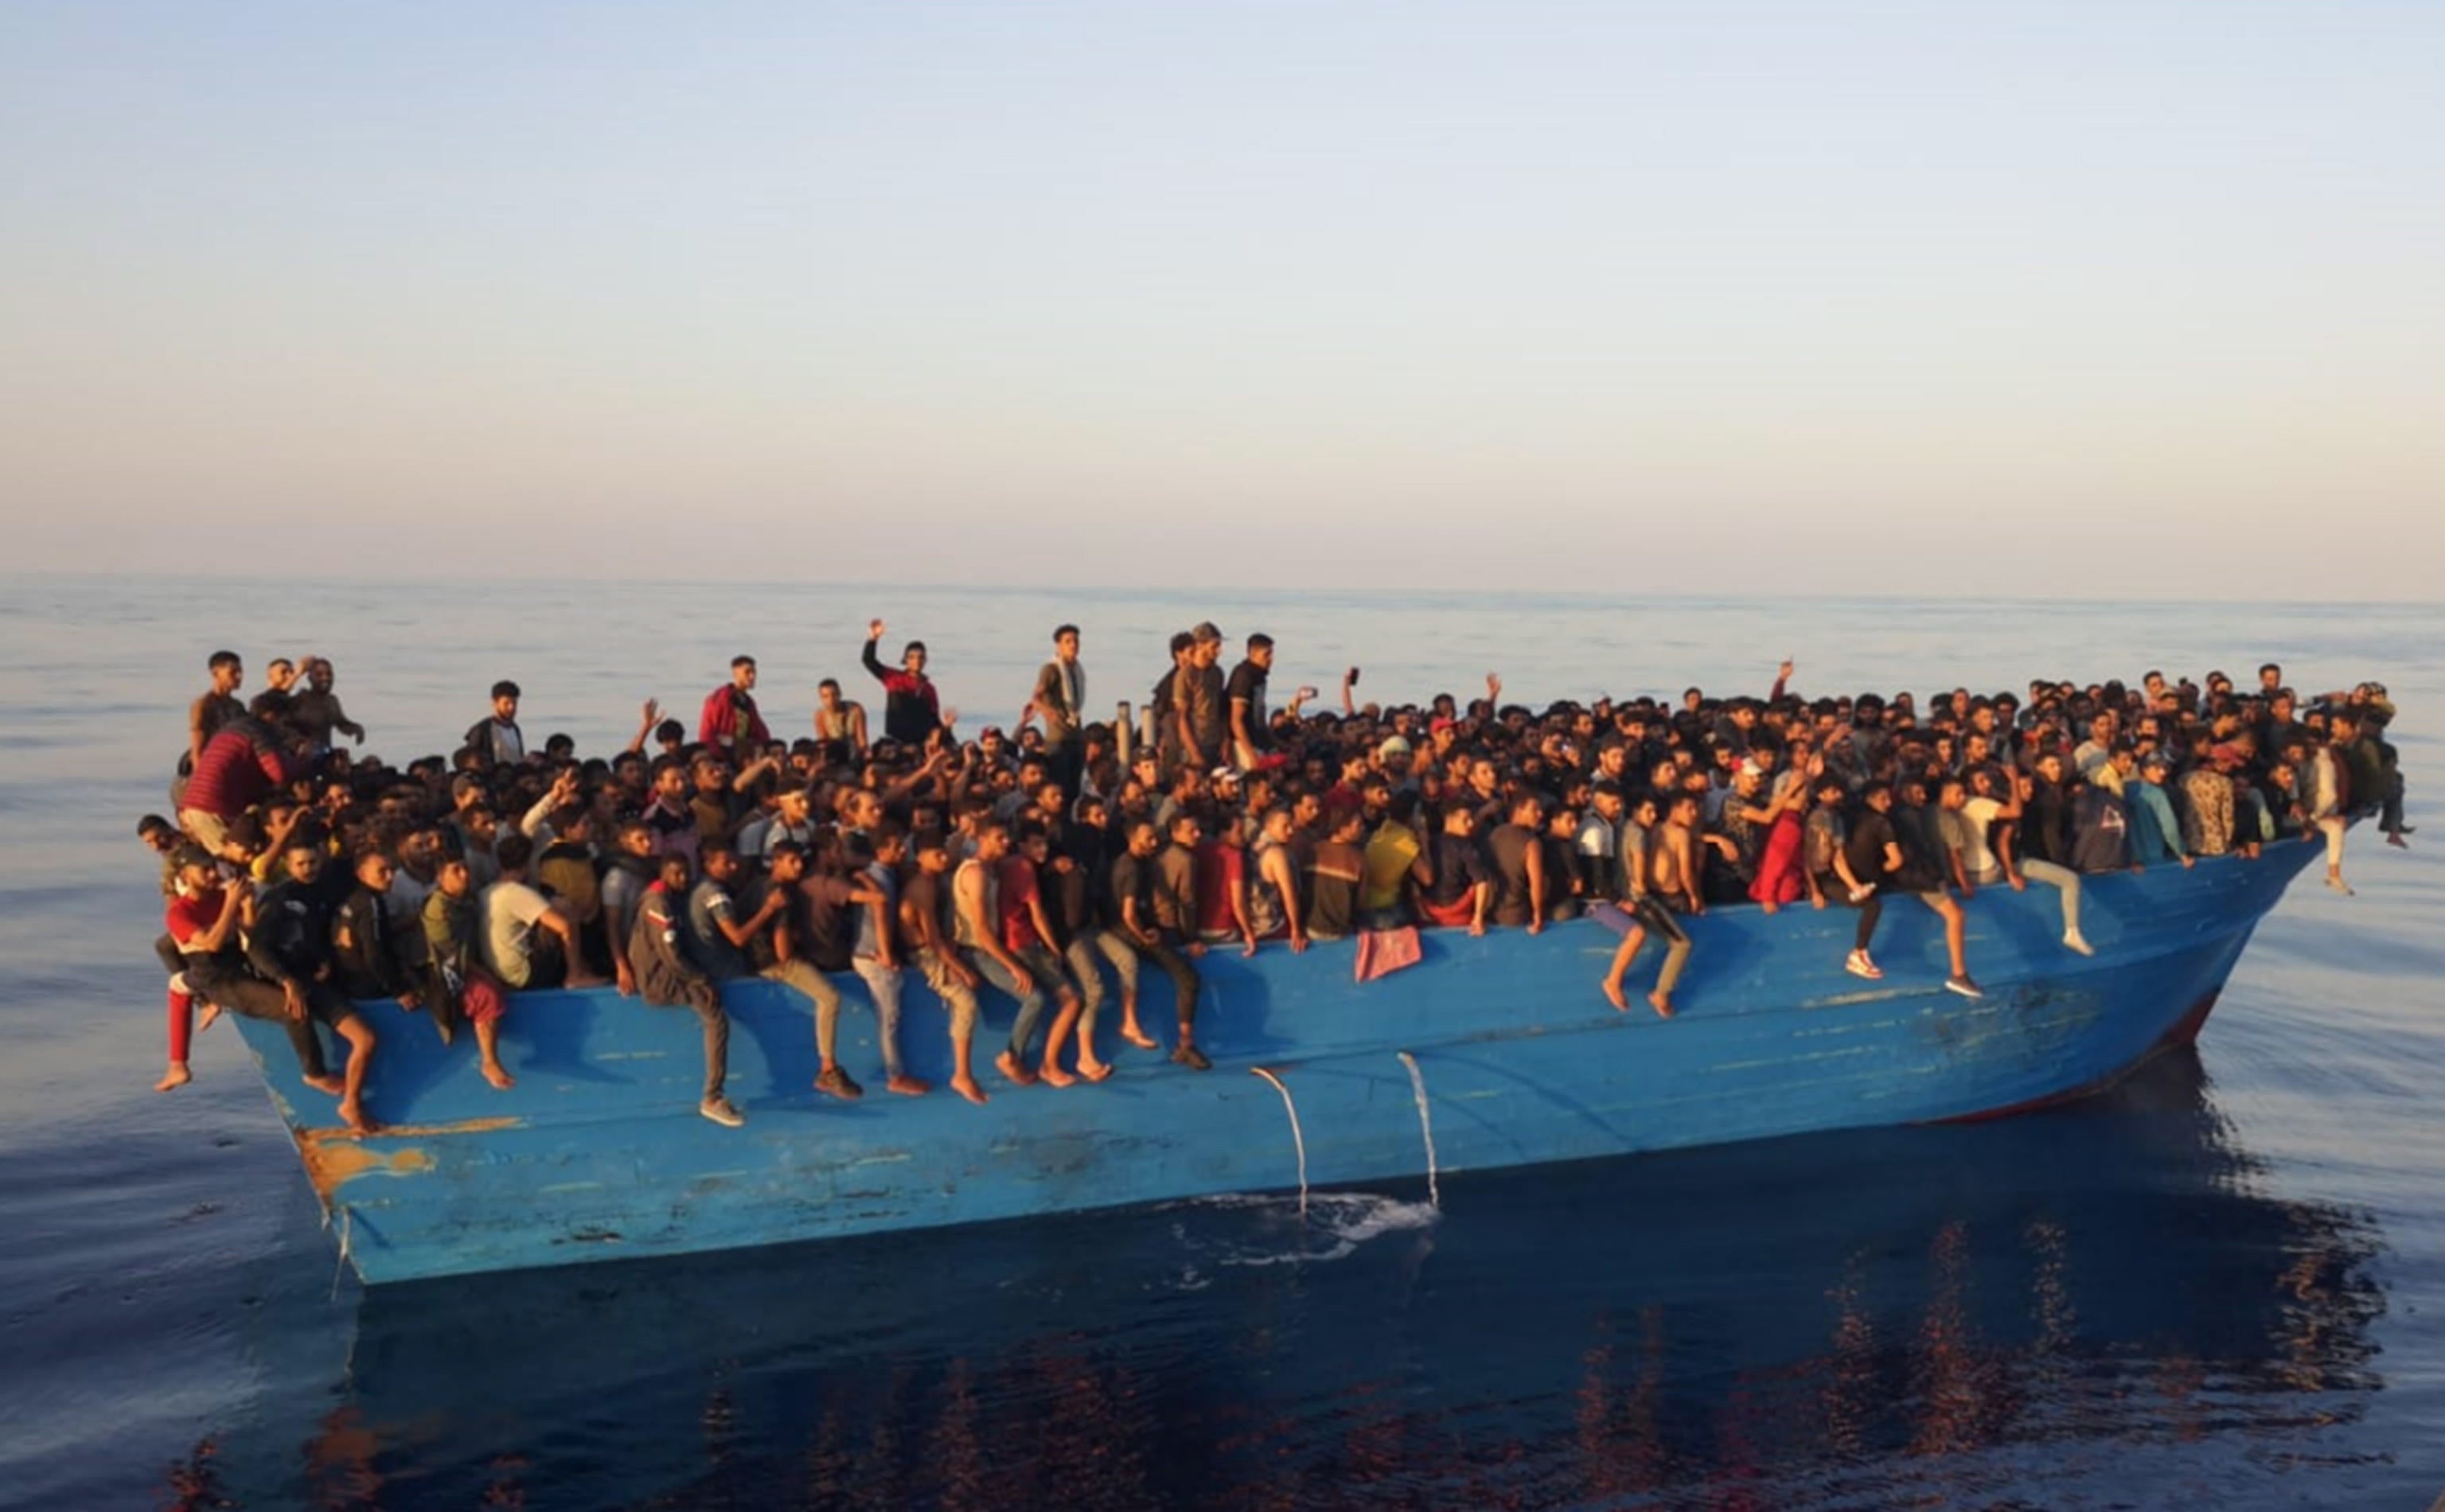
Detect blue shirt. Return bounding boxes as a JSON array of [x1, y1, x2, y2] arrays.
[[2126, 780, 2184, 865]]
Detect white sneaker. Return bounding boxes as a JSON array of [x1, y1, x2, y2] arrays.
[[1945, 974, 1985, 1000], [1846, 950, 1883, 981], [699, 1097, 746, 1128]]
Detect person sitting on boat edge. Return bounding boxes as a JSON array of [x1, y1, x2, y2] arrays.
[[847, 825, 933, 1099], [419, 854, 517, 1089], [1601, 790, 1701, 1019], [1111, 816, 1207, 1068], [901, 828, 990, 1104], [250, 836, 383, 1132], [630, 851, 745, 1128]]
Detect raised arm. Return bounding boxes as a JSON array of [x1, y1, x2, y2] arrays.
[[626, 698, 660, 755], [862, 621, 891, 686]]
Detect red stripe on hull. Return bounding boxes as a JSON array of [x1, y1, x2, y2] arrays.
[[1928, 989, 2222, 1126]]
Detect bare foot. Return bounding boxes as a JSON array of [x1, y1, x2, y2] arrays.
[[339, 1098, 376, 1136], [155, 1063, 193, 1093], [1038, 1063, 1078, 1089], [886, 1074, 931, 1097], [563, 973, 610, 991], [303, 1074, 346, 1097], [481, 1060, 517, 1090], [1121, 1023, 1160, 1050], [1648, 992, 1675, 1020], [1761, 899, 1780, 915], [1601, 978, 1628, 1012], [950, 1073, 989, 1105], [994, 1050, 1038, 1088], [1077, 1058, 1114, 1082], [195, 1003, 223, 1036]]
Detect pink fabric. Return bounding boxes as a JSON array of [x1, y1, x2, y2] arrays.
[[1354, 926, 1423, 984]]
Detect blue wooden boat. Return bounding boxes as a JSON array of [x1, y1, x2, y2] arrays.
[[230, 836, 2327, 1284]]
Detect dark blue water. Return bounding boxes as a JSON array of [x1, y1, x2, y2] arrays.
[[3, 579, 2439, 1510]]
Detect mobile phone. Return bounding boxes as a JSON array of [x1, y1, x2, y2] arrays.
[[1347, 667, 1361, 687]]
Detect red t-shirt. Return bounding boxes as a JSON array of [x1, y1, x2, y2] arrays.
[[996, 856, 1043, 953], [166, 888, 227, 952]]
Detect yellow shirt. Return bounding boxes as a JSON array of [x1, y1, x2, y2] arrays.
[[1359, 821, 1420, 912]]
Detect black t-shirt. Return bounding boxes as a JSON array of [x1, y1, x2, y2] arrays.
[[2024, 779, 2073, 867], [1487, 823, 1538, 926], [1425, 831, 1491, 909], [1109, 851, 1155, 933], [1843, 809, 1899, 884], [1225, 661, 1270, 750], [793, 872, 856, 972]]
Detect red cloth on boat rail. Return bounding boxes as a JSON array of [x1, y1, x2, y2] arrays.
[[1354, 926, 1422, 984]]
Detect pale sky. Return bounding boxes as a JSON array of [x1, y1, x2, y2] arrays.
[[3, 2, 2440, 596]]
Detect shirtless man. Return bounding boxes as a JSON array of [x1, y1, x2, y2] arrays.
[[1601, 791, 1698, 1018], [813, 678, 869, 758]]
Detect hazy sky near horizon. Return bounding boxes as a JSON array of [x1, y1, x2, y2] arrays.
[[4, 2, 2441, 596]]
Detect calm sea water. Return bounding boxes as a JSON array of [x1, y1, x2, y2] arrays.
[[2, 577, 2440, 1511]]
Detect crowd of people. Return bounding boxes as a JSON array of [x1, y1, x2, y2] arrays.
[[144, 629, 2410, 1134]]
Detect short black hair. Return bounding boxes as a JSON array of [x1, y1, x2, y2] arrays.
[[209, 649, 241, 672], [732, 655, 756, 670], [495, 832, 535, 871], [1054, 623, 1079, 641], [491, 680, 521, 701], [1248, 632, 1274, 652]]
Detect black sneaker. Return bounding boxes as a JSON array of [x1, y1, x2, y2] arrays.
[[1171, 1042, 1211, 1072]]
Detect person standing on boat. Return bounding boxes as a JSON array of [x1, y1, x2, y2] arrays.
[[465, 680, 525, 767], [287, 657, 365, 754], [1226, 633, 1274, 772], [183, 649, 247, 781], [1020, 624, 1087, 800], [698, 656, 771, 754], [630, 851, 746, 1128], [1171, 623, 1230, 777], [813, 677, 870, 761], [863, 619, 943, 746]]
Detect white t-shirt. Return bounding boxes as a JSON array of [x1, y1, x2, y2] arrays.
[[1960, 796, 2006, 883], [481, 879, 552, 988]]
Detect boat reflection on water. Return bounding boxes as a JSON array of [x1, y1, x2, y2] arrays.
[[186, 1049, 2385, 1510]]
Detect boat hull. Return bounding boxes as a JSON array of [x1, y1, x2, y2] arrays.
[[231, 838, 2323, 1284]]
